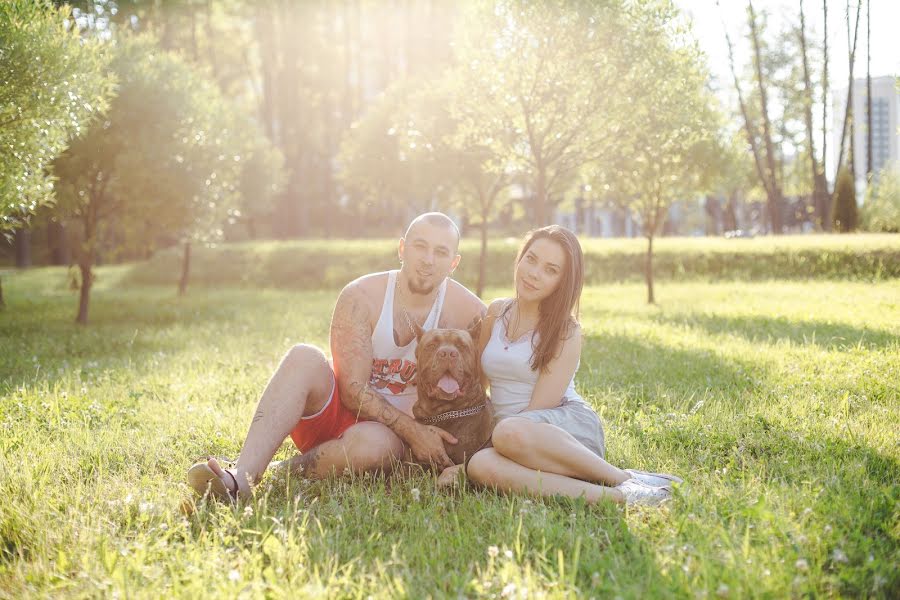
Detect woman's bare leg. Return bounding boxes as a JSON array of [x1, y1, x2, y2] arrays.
[[466, 448, 624, 504], [491, 418, 630, 486]]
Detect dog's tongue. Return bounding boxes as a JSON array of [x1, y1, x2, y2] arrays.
[[437, 374, 460, 395]]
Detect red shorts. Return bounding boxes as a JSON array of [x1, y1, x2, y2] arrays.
[[288, 369, 360, 453]]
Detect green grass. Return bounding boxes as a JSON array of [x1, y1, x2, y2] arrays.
[[1, 267, 898, 598]]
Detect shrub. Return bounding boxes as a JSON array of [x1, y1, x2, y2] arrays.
[[861, 165, 900, 233], [832, 168, 858, 232]]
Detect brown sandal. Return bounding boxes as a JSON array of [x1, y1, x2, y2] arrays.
[[187, 459, 240, 503]]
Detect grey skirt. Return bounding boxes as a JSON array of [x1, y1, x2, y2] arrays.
[[509, 399, 606, 459]]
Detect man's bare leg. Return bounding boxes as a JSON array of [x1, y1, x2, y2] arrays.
[[205, 344, 335, 498], [275, 422, 407, 479]]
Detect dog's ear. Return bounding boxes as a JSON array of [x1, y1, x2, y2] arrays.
[[466, 316, 482, 347], [412, 320, 425, 342]]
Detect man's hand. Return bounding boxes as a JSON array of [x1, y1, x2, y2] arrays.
[[403, 422, 457, 470]]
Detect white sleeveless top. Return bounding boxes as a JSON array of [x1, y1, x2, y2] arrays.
[[481, 304, 584, 419], [369, 270, 447, 416]]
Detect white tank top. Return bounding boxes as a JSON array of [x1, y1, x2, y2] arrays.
[[481, 304, 584, 420], [370, 270, 447, 416]]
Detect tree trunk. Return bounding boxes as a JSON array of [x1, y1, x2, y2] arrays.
[[246, 217, 257, 240], [819, 0, 831, 229], [477, 215, 488, 299], [205, 0, 219, 80], [254, 5, 277, 143], [836, 0, 863, 173], [76, 211, 96, 325], [14, 228, 31, 268], [748, 0, 784, 234], [725, 191, 739, 232], [645, 234, 655, 304], [76, 260, 93, 325], [178, 240, 191, 296], [865, 0, 872, 180], [47, 220, 71, 265], [723, 15, 777, 233], [799, 0, 829, 230], [535, 167, 548, 226], [847, 2, 859, 188]]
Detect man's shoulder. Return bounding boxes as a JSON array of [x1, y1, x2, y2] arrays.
[[339, 271, 391, 313], [347, 270, 391, 293], [486, 297, 511, 317], [443, 278, 487, 326]]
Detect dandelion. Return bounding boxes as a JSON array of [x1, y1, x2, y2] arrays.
[[504, 550, 513, 559], [501, 583, 517, 597], [228, 569, 240, 582], [716, 583, 730, 597], [831, 548, 848, 564], [243, 505, 254, 517], [795, 558, 809, 572], [410, 488, 421, 502], [487, 545, 499, 558]]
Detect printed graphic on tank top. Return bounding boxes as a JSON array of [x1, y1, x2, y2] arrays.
[[370, 270, 447, 416]]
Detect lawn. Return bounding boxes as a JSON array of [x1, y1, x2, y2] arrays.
[[1, 267, 898, 598]]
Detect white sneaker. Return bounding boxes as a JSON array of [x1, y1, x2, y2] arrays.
[[615, 478, 672, 506], [625, 468, 683, 487]]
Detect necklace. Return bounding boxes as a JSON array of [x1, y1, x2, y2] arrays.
[[503, 299, 534, 351], [396, 274, 422, 336]]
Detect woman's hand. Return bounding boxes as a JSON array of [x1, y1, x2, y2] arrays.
[[436, 464, 464, 488]]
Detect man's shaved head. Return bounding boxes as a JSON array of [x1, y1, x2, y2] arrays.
[[404, 212, 461, 251]]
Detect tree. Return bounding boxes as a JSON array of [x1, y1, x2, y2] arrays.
[[607, 8, 721, 303], [0, 0, 113, 227], [798, 0, 829, 230], [405, 78, 514, 298], [0, 0, 113, 307], [831, 168, 858, 232], [52, 35, 265, 323], [452, 0, 639, 227]]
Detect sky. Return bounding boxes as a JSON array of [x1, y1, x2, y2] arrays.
[[675, 0, 899, 94]]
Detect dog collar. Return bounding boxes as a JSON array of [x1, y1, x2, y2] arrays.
[[420, 403, 486, 425]]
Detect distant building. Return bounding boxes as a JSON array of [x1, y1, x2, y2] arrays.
[[833, 75, 899, 184]]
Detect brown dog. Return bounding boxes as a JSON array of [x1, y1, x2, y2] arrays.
[[411, 321, 493, 465]]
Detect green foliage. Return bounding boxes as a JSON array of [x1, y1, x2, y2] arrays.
[[1, 270, 898, 597], [861, 166, 900, 233], [832, 168, 858, 232], [338, 82, 443, 222], [452, 0, 642, 225], [0, 0, 113, 229], [606, 1, 721, 238], [121, 235, 900, 291]]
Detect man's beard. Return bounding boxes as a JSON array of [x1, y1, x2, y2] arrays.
[[406, 275, 436, 296]]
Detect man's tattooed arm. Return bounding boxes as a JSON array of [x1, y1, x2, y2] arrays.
[[330, 282, 417, 438]]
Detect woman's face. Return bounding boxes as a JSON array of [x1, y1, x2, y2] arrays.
[[515, 237, 567, 304]]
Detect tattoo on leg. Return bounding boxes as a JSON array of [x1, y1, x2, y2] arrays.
[[295, 446, 322, 478], [252, 409, 264, 424]]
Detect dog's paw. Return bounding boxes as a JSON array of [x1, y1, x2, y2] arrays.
[[436, 464, 464, 489]]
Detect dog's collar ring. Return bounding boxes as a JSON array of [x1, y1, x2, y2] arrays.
[[420, 403, 486, 425]]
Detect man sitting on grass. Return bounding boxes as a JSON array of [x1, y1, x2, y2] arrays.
[[188, 212, 486, 501]]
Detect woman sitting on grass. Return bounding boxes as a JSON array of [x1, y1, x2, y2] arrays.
[[441, 225, 680, 506]]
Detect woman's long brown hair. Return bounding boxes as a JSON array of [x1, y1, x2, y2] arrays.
[[513, 225, 584, 372]]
